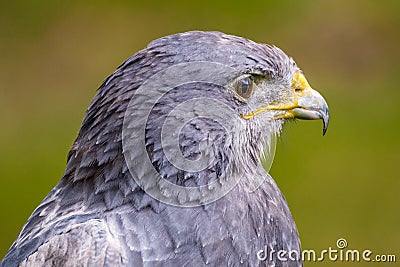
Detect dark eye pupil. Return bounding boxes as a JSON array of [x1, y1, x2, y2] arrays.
[[238, 77, 253, 98]]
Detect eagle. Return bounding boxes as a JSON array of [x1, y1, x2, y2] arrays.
[[1, 31, 329, 267]]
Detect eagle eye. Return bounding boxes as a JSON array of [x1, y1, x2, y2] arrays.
[[235, 76, 254, 99]]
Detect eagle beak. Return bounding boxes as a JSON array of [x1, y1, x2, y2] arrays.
[[291, 88, 329, 135], [240, 71, 329, 135], [288, 71, 329, 135]]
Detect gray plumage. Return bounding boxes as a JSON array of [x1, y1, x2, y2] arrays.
[[1, 31, 329, 267]]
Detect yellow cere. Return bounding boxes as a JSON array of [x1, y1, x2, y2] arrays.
[[291, 71, 311, 91]]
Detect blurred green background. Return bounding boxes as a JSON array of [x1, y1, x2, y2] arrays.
[[1, 1, 399, 265]]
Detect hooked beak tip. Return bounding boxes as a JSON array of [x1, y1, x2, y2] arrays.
[[322, 107, 329, 136]]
